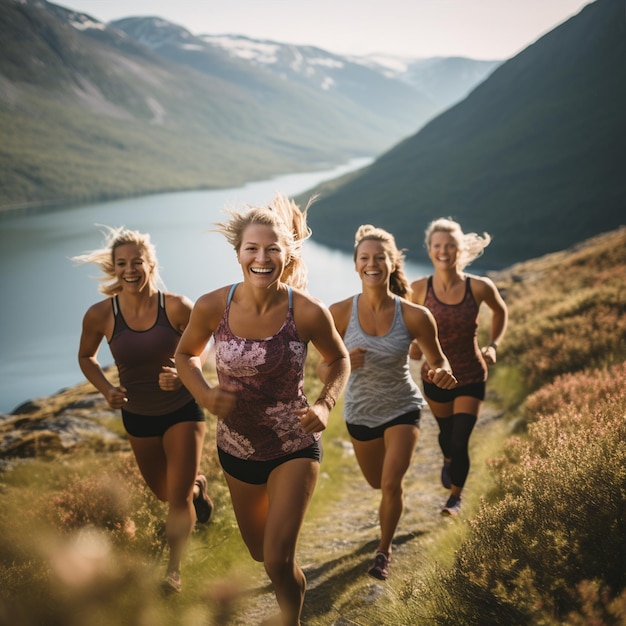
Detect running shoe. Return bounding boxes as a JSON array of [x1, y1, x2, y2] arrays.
[[161, 571, 182, 594], [441, 459, 452, 489], [368, 551, 391, 580], [441, 495, 462, 516], [193, 474, 214, 523]]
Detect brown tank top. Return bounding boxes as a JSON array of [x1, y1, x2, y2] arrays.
[[421, 276, 487, 385], [109, 292, 193, 415]]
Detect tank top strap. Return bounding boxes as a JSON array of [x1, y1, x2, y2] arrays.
[[226, 283, 238, 306], [465, 276, 472, 298], [112, 295, 119, 316], [159, 290, 165, 308], [287, 286, 293, 310]]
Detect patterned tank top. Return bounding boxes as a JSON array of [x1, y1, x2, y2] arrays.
[[213, 284, 318, 461], [109, 292, 193, 415], [343, 295, 424, 427], [422, 276, 487, 385]]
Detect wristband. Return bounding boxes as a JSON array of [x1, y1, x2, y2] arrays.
[[489, 342, 498, 350]]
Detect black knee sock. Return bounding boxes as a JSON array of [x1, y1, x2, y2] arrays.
[[449, 413, 477, 489], [435, 416, 454, 459]]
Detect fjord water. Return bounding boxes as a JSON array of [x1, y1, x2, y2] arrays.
[[0, 159, 431, 413]]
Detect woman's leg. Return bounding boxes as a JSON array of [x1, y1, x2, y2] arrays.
[[448, 397, 481, 497], [129, 420, 205, 576], [265, 458, 319, 626], [377, 425, 419, 553]]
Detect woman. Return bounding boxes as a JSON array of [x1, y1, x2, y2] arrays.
[[325, 225, 457, 581], [410, 217, 508, 516], [75, 226, 213, 595], [174, 194, 349, 626]]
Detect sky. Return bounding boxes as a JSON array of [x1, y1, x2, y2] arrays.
[[61, 0, 592, 60]]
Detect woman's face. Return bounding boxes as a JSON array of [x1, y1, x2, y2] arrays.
[[428, 231, 459, 270], [113, 243, 152, 293], [354, 239, 393, 287], [237, 223, 287, 286]]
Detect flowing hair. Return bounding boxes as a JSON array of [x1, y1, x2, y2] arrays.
[[214, 193, 314, 291], [424, 217, 491, 271], [353, 224, 412, 298], [72, 225, 163, 296]]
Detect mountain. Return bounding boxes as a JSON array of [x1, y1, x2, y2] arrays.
[[304, 0, 625, 269], [0, 0, 496, 212]]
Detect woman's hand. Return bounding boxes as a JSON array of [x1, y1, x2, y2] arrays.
[[296, 403, 330, 434], [104, 386, 128, 409], [159, 360, 183, 391], [203, 384, 238, 418], [426, 367, 457, 389]]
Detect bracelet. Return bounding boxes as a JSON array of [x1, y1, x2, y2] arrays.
[[317, 396, 336, 410], [489, 342, 498, 350]]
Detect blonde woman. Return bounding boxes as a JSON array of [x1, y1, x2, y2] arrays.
[[410, 217, 508, 516], [175, 194, 349, 626], [325, 225, 456, 580], [75, 226, 213, 594]]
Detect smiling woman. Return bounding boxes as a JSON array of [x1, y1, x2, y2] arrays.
[[174, 192, 350, 625], [73, 225, 215, 594]]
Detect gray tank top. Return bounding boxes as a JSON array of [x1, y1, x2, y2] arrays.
[[343, 295, 424, 427]]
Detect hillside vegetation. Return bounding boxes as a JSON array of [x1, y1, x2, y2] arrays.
[[305, 0, 626, 269], [0, 226, 624, 624]]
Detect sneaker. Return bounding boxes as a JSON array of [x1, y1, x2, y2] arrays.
[[161, 571, 182, 594], [367, 551, 391, 580], [193, 474, 214, 523], [441, 459, 452, 489], [441, 495, 462, 516]]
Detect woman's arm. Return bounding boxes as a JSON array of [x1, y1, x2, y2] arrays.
[[403, 302, 457, 389], [78, 301, 128, 409], [296, 295, 350, 433], [174, 291, 237, 417]]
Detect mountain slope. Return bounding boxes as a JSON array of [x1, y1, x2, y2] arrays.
[[305, 0, 625, 269], [0, 0, 429, 210]]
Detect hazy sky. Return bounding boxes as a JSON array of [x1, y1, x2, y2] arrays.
[[63, 0, 592, 60]]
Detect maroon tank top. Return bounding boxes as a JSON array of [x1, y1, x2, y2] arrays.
[[422, 276, 487, 386], [213, 284, 318, 461], [109, 292, 193, 415]]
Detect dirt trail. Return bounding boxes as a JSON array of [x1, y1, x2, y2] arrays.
[[227, 390, 503, 625]]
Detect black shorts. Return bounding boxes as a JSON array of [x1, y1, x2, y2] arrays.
[[121, 399, 205, 438], [346, 410, 421, 442], [422, 380, 486, 403], [218, 440, 322, 485]]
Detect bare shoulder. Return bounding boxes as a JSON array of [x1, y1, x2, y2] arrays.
[[84, 298, 112, 323], [400, 297, 432, 323], [409, 276, 429, 304], [82, 298, 113, 335], [194, 285, 230, 315], [468, 273, 498, 297], [163, 292, 194, 331]]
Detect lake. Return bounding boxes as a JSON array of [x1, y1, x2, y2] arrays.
[[0, 159, 431, 413]]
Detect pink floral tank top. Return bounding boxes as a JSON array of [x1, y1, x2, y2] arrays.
[[213, 284, 318, 461]]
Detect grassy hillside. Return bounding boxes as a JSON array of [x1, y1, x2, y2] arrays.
[[305, 0, 626, 270], [0, 226, 624, 624]]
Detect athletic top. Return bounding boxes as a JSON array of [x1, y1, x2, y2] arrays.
[[109, 292, 193, 415], [343, 295, 424, 427], [421, 276, 487, 385], [213, 284, 318, 461]]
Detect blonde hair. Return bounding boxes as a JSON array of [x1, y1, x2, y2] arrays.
[[72, 225, 163, 296], [424, 217, 491, 271], [354, 224, 412, 298], [214, 193, 314, 290]]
